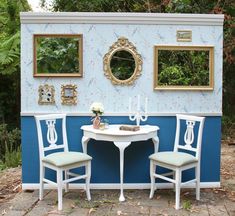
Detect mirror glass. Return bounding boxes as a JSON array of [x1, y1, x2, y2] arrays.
[[103, 37, 142, 85], [110, 50, 135, 80], [154, 46, 214, 90], [34, 34, 83, 77]]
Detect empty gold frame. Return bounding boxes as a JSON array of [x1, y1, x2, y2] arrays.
[[103, 37, 143, 85], [154, 46, 214, 90], [61, 84, 77, 105], [34, 34, 83, 77]]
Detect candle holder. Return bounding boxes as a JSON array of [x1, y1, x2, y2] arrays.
[[129, 95, 148, 126]]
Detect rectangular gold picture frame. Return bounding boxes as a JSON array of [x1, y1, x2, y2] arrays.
[[177, 30, 192, 42], [154, 45, 214, 91], [33, 34, 83, 77]]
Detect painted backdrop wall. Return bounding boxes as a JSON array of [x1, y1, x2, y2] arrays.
[[20, 13, 223, 188]]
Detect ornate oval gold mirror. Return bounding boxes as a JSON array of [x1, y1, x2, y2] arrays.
[[103, 37, 142, 85]]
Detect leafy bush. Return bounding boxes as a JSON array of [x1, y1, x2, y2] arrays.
[[3, 143, 21, 168], [222, 115, 235, 139], [0, 123, 21, 170]]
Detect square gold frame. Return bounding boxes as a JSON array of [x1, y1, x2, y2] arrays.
[[154, 45, 214, 91], [61, 84, 77, 105], [33, 34, 83, 77]]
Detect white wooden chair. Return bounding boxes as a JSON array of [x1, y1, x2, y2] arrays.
[[149, 114, 205, 209], [35, 114, 92, 211]]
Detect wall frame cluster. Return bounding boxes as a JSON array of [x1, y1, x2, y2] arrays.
[[33, 35, 215, 93], [38, 84, 78, 105]]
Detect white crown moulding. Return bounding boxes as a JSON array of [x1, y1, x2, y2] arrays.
[[20, 12, 224, 26]]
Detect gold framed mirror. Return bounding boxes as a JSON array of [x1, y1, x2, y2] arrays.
[[103, 37, 142, 85], [61, 84, 77, 105], [34, 34, 83, 77], [154, 45, 214, 90]]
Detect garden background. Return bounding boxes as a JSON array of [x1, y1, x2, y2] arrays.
[[0, 0, 234, 169]]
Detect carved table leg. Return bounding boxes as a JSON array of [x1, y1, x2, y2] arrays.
[[82, 136, 90, 154], [113, 141, 131, 202], [152, 136, 159, 153]]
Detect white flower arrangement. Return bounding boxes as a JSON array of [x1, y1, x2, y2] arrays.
[[90, 102, 104, 116]]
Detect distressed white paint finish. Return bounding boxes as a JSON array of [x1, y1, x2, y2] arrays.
[[81, 124, 159, 202], [35, 114, 92, 210], [21, 13, 223, 114], [149, 114, 205, 210]]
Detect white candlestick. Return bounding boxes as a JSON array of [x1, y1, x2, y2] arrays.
[[128, 94, 148, 126]]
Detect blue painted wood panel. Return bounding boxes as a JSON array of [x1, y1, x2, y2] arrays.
[[21, 116, 221, 183]]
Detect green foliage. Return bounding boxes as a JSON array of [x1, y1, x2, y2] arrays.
[[41, 0, 154, 13], [2, 143, 21, 169], [182, 200, 192, 210], [0, 32, 20, 74], [0, 124, 21, 170], [158, 50, 210, 86], [0, 0, 30, 127], [110, 50, 135, 80], [0, 124, 21, 158], [222, 115, 235, 139], [36, 37, 80, 74]]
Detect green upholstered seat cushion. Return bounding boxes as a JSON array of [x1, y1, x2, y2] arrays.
[[42, 152, 92, 167], [149, 151, 197, 167]]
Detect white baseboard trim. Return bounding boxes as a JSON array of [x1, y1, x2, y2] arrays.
[[22, 182, 220, 190]]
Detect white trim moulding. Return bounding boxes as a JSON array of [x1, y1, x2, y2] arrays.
[[20, 12, 224, 26], [22, 182, 220, 190], [20, 112, 222, 117]]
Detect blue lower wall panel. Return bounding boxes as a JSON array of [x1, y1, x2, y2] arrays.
[[21, 116, 221, 184]]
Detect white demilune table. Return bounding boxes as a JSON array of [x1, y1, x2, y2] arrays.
[[81, 124, 160, 202]]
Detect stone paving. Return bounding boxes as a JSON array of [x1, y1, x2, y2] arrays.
[[1, 143, 234, 216], [1, 187, 235, 216]]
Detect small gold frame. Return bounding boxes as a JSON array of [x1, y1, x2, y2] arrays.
[[103, 37, 143, 85], [61, 84, 77, 105], [154, 45, 214, 91], [33, 34, 83, 77], [177, 30, 192, 42], [38, 84, 55, 105]]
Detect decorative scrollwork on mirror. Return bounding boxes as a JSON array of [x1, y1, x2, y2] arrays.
[[103, 37, 143, 85]]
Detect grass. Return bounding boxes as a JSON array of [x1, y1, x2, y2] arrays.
[[182, 200, 192, 210], [4, 143, 21, 168], [0, 143, 21, 170]]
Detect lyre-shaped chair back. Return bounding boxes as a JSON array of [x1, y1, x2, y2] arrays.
[[35, 114, 69, 159], [173, 114, 205, 160]]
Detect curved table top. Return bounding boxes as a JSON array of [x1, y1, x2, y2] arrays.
[[81, 124, 159, 136]]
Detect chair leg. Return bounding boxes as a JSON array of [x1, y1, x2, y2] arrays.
[[57, 169, 63, 211], [85, 161, 91, 201], [173, 171, 176, 192], [149, 160, 156, 199], [196, 165, 200, 200], [175, 169, 182, 210], [64, 170, 69, 193], [39, 164, 45, 200]]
